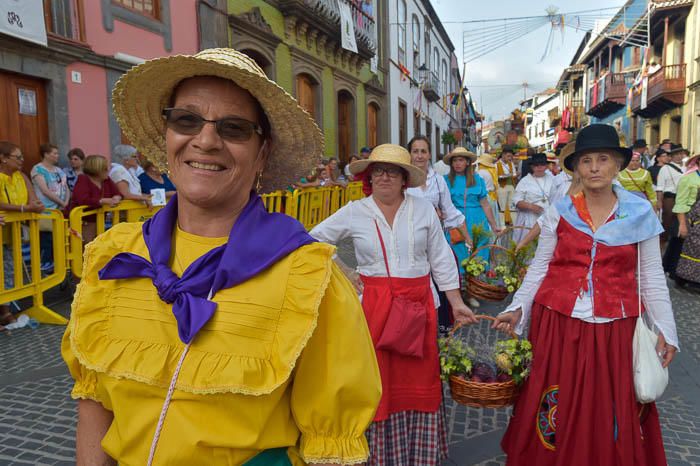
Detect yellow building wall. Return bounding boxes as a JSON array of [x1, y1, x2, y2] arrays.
[[683, 1, 700, 153]]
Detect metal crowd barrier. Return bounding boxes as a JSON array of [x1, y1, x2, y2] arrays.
[[0, 210, 68, 324], [0, 182, 365, 323]]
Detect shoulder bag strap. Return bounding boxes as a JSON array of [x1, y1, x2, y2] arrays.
[[638, 242, 642, 316], [627, 171, 650, 200], [374, 219, 393, 283]]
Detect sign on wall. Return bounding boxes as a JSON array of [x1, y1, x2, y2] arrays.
[[0, 0, 47, 46]]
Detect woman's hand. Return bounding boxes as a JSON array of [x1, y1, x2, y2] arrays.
[[678, 222, 688, 239], [351, 272, 364, 295], [26, 200, 45, 213], [656, 333, 677, 368], [492, 308, 522, 334], [530, 204, 544, 215], [452, 301, 477, 325]]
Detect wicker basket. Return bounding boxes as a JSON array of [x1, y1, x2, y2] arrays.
[[446, 316, 520, 408], [463, 243, 509, 302]]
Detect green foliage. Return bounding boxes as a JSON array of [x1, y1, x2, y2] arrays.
[[438, 336, 475, 381], [441, 132, 458, 145], [494, 338, 533, 385]]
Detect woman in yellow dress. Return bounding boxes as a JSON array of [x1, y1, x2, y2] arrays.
[[61, 49, 381, 466]]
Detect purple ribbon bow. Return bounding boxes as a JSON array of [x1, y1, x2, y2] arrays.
[[99, 193, 315, 343]]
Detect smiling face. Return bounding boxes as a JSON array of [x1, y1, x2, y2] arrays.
[[370, 162, 406, 201], [165, 76, 269, 210], [409, 139, 430, 171], [1, 148, 24, 174], [502, 151, 513, 163], [574, 150, 622, 191], [451, 156, 468, 174], [627, 153, 641, 171], [43, 147, 59, 166]]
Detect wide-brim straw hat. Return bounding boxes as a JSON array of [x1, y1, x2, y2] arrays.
[[112, 48, 323, 193], [558, 142, 575, 175], [477, 153, 497, 168], [444, 147, 477, 165], [349, 144, 426, 187]]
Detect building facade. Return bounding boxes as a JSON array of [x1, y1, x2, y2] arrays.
[[0, 0, 227, 171], [387, 0, 472, 161], [523, 89, 561, 151], [680, 0, 699, 153], [229, 0, 386, 162]]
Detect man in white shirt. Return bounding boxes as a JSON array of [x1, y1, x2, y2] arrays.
[[657, 145, 687, 249]]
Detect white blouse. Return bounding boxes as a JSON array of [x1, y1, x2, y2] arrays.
[[406, 167, 465, 229], [503, 205, 679, 348], [310, 195, 461, 305], [656, 163, 684, 194]]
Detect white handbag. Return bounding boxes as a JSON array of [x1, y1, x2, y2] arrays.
[[632, 243, 669, 403]]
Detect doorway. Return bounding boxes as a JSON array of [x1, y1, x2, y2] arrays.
[[337, 90, 354, 163], [0, 71, 49, 175]]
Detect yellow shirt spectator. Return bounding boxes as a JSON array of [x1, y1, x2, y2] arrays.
[[617, 168, 656, 204]]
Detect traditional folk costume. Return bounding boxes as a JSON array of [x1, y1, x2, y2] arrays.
[[405, 166, 465, 232], [501, 187, 678, 466], [658, 148, 688, 278], [62, 49, 381, 466], [512, 172, 554, 245], [312, 147, 459, 465], [477, 154, 502, 229], [497, 158, 518, 225], [673, 166, 700, 285]]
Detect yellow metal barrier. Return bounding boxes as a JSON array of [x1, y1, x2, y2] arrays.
[[69, 201, 162, 278], [0, 210, 68, 324], [344, 181, 364, 203]]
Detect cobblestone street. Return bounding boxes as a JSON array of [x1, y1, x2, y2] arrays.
[[0, 242, 699, 465]]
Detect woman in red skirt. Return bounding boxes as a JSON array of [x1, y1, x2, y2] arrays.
[[494, 124, 679, 466], [311, 144, 478, 465]]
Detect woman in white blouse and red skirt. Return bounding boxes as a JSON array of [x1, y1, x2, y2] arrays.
[[494, 124, 678, 466], [311, 144, 477, 465]]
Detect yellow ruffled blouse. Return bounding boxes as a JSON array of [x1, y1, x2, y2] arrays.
[[62, 223, 381, 466]]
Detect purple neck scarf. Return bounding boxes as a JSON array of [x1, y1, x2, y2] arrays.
[[99, 193, 315, 343]]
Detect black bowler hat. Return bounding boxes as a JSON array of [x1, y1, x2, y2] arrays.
[[633, 139, 647, 149], [669, 144, 689, 155], [529, 153, 548, 165], [563, 124, 632, 171]]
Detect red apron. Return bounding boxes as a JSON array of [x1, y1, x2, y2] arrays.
[[361, 274, 442, 422]]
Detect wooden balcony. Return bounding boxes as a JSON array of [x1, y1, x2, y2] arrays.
[[586, 72, 629, 118], [278, 0, 376, 61], [632, 64, 686, 118]]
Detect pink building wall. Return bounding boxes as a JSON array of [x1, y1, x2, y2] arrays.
[[66, 1, 200, 157], [65, 63, 111, 157]]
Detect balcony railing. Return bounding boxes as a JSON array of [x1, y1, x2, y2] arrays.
[[586, 72, 629, 118], [422, 72, 441, 103], [278, 0, 376, 59], [632, 64, 686, 118], [43, 0, 85, 43]]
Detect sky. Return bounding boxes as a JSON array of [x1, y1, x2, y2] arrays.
[[430, 0, 623, 121]]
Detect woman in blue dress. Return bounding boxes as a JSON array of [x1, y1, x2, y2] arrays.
[[444, 147, 501, 273]]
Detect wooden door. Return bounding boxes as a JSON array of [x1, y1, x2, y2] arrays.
[[338, 92, 353, 163], [0, 71, 49, 175], [296, 74, 316, 120], [398, 101, 407, 146], [367, 103, 378, 148]]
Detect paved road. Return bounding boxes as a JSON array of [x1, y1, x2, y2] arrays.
[[0, 243, 699, 465]]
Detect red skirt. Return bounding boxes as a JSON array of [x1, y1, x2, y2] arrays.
[[361, 274, 442, 422], [501, 304, 667, 466]]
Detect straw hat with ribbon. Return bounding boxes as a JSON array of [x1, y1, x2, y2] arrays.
[[444, 147, 477, 165], [111, 48, 324, 192], [477, 153, 497, 168], [349, 144, 427, 187]]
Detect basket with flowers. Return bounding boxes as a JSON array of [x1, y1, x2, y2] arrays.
[[462, 226, 536, 302], [439, 316, 533, 408]]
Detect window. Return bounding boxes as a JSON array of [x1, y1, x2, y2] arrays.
[[433, 48, 439, 76], [399, 101, 407, 147], [414, 112, 421, 136], [113, 0, 159, 19], [412, 16, 420, 52], [435, 126, 440, 161], [425, 119, 432, 148], [397, 0, 406, 64], [424, 25, 431, 71], [441, 60, 448, 105], [43, 0, 86, 42], [368, 103, 379, 148]]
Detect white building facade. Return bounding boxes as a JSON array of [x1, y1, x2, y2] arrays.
[[525, 91, 561, 151], [387, 0, 463, 161]]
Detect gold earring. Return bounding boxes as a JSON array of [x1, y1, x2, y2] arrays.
[[255, 171, 264, 192]]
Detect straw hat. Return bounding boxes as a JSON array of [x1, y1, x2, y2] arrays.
[[477, 153, 497, 168], [558, 142, 575, 175], [111, 48, 323, 192], [349, 144, 426, 187], [443, 147, 477, 165], [545, 152, 558, 163]]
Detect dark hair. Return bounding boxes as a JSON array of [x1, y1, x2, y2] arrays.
[[40, 143, 58, 158], [447, 157, 475, 188], [407, 135, 431, 153], [67, 148, 86, 161], [501, 145, 515, 155], [0, 141, 20, 157]]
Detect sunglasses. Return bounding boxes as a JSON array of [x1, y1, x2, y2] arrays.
[[162, 108, 264, 142], [371, 165, 403, 178]]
